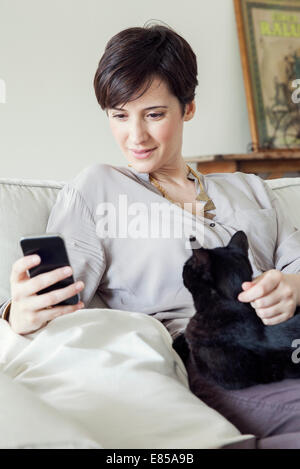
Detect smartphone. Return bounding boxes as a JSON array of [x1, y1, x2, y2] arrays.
[[20, 234, 80, 306]]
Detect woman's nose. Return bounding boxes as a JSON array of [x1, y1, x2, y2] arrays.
[[129, 120, 148, 143]]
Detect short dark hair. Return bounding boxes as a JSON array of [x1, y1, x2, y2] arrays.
[[93, 23, 198, 117]]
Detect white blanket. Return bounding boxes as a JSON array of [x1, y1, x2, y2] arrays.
[[0, 308, 254, 449]]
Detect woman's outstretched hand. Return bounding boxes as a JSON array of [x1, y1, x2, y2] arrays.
[[237, 269, 300, 325]]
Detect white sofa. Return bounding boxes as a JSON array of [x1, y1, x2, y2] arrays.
[[2, 174, 300, 307], [1, 174, 300, 449]]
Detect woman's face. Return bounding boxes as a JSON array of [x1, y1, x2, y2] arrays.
[[107, 77, 195, 173]]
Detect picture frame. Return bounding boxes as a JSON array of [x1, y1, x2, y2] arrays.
[[234, 0, 300, 152]]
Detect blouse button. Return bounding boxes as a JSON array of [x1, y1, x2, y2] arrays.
[[210, 223, 215, 227]]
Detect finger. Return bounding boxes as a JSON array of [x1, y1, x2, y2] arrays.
[[250, 289, 283, 310], [242, 273, 267, 290], [24, 301, 85, 332], [238, 270, 281, 303], [255, 303, 283, 320], [261, 312, 290, 326], [39, 301, 85, 323], [11, 255, 41, 284], [23, 280, 85, 311], [19, 265, 74, 298], [255, 295, 295, 320]]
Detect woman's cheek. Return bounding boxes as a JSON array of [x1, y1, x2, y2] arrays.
[[109, 123, 127, 146], [109, 121, 121, 138], [153, 120, 176, 143]]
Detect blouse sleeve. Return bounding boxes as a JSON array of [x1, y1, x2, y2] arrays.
[[262, 180, 300, 274], [45, 183, 106, 307]]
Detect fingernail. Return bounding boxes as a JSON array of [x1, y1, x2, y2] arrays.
[[63, 266, 72, 274], [32, 255, 40, 262]]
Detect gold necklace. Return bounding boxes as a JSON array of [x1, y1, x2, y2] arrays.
[[149, 164, 216, 220]]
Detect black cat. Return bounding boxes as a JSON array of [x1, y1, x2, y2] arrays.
[[172, 231, 300, 390]]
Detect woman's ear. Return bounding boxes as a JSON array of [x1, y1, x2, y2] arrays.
[[183, 100, 196, 122]]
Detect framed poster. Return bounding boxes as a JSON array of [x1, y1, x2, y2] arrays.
[[234, 0, 300, 151]]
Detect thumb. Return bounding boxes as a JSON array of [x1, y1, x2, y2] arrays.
[[242, 281, 253, 290], [242, 274, 264, 290]]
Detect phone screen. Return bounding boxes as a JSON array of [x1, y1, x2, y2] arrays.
[[20, 234, 80, 306]]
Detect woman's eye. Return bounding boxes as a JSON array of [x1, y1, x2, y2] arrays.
[[112, 113, 164, 120], [148, 113, 164, 118]]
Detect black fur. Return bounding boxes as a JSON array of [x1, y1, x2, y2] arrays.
[[172, 231, 300, 390]]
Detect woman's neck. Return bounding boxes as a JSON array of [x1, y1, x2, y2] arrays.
[[150, 159, 189, 188]]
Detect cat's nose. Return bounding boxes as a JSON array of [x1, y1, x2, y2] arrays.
[[189, 235, 200, 251], [189, 235, 202, 252]]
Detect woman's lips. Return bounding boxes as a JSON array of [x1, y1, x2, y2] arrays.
[[131, 148, 157, 159]]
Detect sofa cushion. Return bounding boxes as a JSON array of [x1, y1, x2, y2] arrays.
[[0, 178, 63, 304], [267, 177, 300, 230], [0, 177, 105, 308]]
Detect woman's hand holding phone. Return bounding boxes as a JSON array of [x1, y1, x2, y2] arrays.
[[9, 254, 85, 335]]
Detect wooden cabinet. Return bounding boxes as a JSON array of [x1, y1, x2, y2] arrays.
[[185, 152, 300, 179]]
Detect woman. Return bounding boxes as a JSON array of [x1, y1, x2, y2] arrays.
[[2, 23, 300, 448]]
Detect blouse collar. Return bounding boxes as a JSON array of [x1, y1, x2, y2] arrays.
[[127, 165, 196, 183]]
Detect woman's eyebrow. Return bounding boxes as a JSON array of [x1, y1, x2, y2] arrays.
[[111, 106, 168, 111]]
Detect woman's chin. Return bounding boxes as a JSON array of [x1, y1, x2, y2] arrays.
[[127, 159, 156, 172]]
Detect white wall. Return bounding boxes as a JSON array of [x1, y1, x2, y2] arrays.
[[0, 0, 251, 181]]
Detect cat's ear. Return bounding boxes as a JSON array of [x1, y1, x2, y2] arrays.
[[193, 248, 211, 267], [228, 231, 248, 254]]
